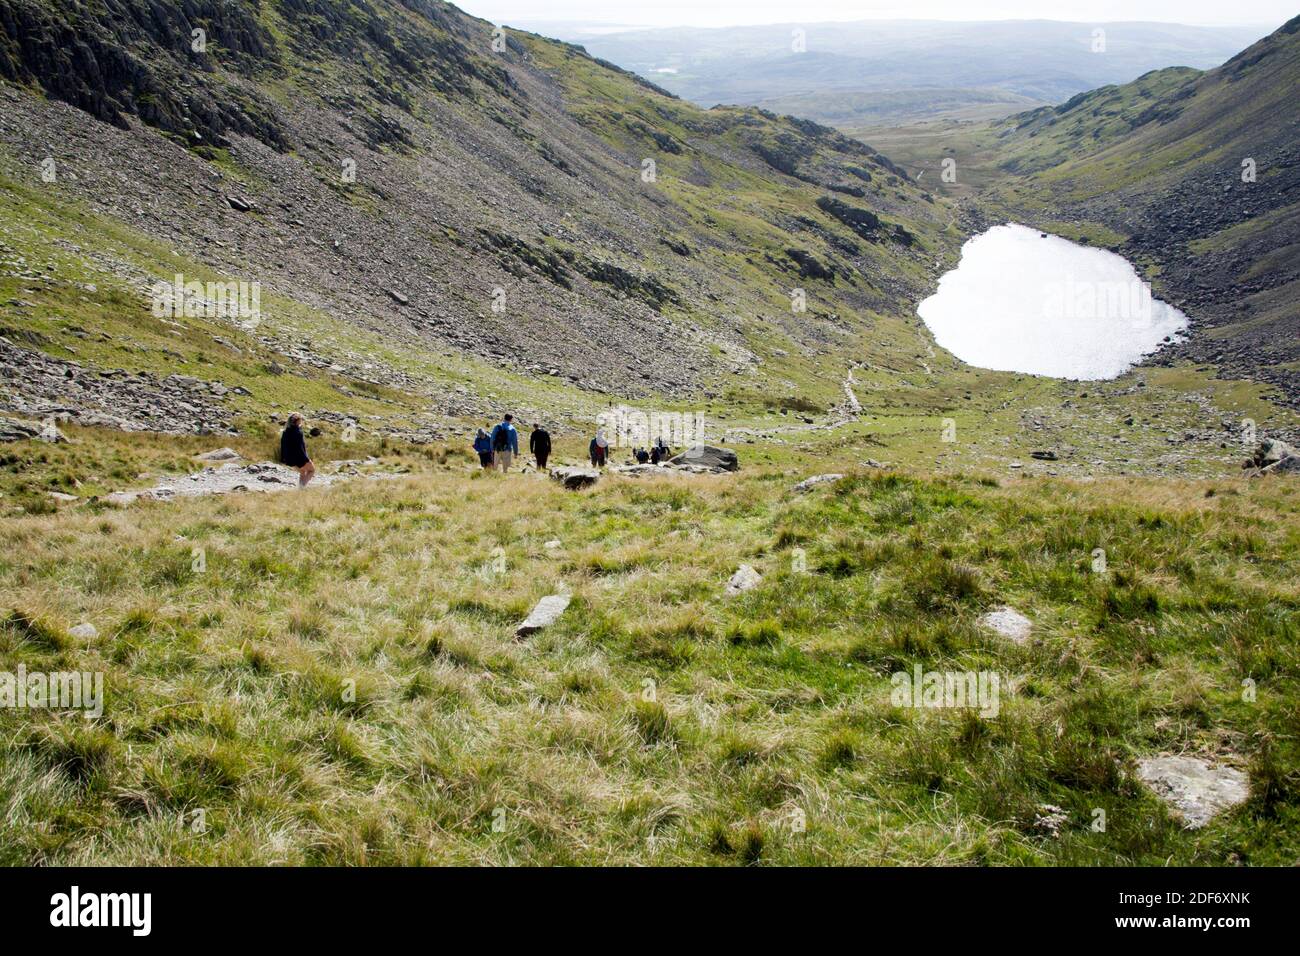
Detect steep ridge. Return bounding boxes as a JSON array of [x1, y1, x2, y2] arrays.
[[965, 16, 1300, 406], [0, 0, 951, 427]]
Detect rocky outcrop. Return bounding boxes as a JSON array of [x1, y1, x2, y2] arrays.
[[1243, 438, 1299, 475], [0, 416, 40, 442]]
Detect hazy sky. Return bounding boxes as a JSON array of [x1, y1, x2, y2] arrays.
[[460, 0, 1293, 29]]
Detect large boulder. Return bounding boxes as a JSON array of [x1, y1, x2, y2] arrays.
[[550, 466, 600, 490], [1244, 438, 1299, 475], [670, 445, 738, 472], [0, 418, 40, 442]]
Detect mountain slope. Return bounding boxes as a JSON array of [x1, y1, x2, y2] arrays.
[[0, 0, 954, 439], [952, 16, 1300, 406]]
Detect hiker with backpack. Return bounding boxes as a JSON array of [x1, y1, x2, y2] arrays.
[[280, 413, 315, 488], [490, 414, 519, 473], [530, 423, 552, 471], [473, 428, 493, 468]]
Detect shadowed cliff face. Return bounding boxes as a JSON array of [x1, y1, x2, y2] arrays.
[[0, 0, 524, 150]]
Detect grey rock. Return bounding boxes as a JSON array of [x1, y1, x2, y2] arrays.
[[516, 593, 570, 637], [197, 447, 241, 462], [1136, 755, 1249, 829], [1263, 454, 1300, 474], [979, 606, 1033, 644], [725, 564, 762, 596], [68, 622, 98, 640], [551, 466, 600, 490], [0, 417, 40, 442], [794, 473, 844, 493], [670, 445, 739, 472], [1244, 438, 1297, 474]]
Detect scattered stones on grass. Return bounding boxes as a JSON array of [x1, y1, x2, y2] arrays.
[[1030, 450, 1059, 461], [725, 564, 762, 596], [96, 461, 395, 505], [516, 594, 571, 637], [1135, 755, 1249, 829], [979, 606, 1033, 644], [793, 473, 844, 493]]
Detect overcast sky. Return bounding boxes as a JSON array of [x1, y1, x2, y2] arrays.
[[460, 0, 1293, 29]]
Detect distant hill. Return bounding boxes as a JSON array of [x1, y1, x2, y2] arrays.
[[525, 19, 1266, 128]]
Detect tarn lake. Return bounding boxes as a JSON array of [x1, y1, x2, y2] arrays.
[[917, 223, 1189, 380]]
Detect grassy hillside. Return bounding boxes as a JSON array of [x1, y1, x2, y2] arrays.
[[0, 4, 1298, 868], [2, 445, 1297, 864]]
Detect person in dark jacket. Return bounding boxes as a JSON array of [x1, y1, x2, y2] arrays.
[[473, 428, 493, 468], [529, 424, 552, 471], [280, 413, 315, 487]]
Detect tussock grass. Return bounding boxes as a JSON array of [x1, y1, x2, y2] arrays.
[[0, 452, 1297, 865]]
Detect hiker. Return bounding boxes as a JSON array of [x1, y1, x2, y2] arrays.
[[530, 423, 552, 471], [473, 428, 493, 469], [490, 414, 519, 473], [635, 447, 650, 464], [655, 436, 670, 461], [280, 413, 315, 487], [590, 428, 609, 468]]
